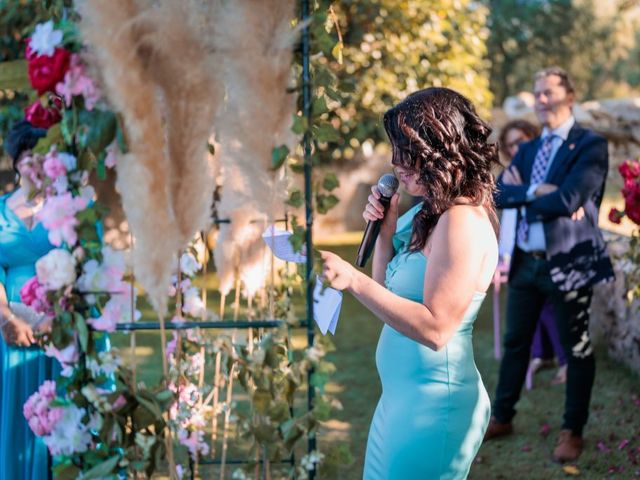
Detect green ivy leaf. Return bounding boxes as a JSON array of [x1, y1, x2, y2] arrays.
[[312, 95, 329, 116], [75, 313, 89, 353], [291, 114, 308, 135], [78, 109, 117, 154], [286, 188, 304, 208], [314, 123, 340, 143], [322, 172, 340, 191], [80, 455, 120, 480], [33, 123, 63, 154], [271, 144, 290, 170], [316, 193, 339, 214]]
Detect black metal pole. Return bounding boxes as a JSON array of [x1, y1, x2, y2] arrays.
[[300, 0, 317, 478]]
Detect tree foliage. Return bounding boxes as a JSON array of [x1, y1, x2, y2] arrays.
[[316, 0, 492, 161], [486, 0, 640, 104]]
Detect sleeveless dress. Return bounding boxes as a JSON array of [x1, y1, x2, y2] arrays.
[[0, 193, 57, 479], [363, 202, 491, 479]]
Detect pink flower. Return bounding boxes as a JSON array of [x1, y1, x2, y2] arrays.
[[104, 142, 118, 169], [112, 395, 127, 411], [55, 54, 100, 110], [20, 277, 41, 306], [36, 192, 88, 247], [19, 276, 53, 317], [45, 342, 79, 366], [23, 380, 63, 437], [43, 152, 67, 179]]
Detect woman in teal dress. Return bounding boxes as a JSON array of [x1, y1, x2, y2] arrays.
[[0, 120, 56, 479], [321, 88, 499, 479]]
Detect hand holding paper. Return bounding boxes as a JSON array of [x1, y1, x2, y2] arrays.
[[313, 276, 342, 335]]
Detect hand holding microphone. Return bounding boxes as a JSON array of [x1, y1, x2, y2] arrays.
[[356, 174, 400, 267]]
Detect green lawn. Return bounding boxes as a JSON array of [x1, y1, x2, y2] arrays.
[[112, 241, 640, 479]]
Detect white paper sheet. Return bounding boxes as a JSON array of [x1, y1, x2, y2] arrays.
[[262, 225, 307, 263], [312, 276, 342, 335]]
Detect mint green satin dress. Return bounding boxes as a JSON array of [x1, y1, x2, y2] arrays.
[[363, 202, 491, 479]]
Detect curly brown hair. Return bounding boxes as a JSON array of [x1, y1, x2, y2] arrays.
[[383, 87, 499, 252]]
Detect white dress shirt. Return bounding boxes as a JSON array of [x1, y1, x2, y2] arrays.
[[517, 115, 576, 252]]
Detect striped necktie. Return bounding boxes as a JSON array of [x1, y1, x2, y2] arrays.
[[516, 134, 557, 244]]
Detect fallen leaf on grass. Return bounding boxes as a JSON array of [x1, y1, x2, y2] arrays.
[[562, 464, 581, 476]]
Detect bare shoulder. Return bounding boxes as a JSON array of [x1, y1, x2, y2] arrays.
[[433, 204, 497, 252], [439, 204, 493, 231]]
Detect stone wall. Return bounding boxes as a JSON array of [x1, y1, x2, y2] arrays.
[[591, 234, 640, 374]]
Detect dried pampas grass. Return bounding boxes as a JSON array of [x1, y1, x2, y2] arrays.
[[77, 0, 222, 314], [214, 0, 298, 286]]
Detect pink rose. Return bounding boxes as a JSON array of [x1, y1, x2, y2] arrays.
[[20, 277, 41, 306], [43, 153, 67, 179]]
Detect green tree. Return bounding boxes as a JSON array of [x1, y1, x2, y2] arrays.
[[486, 0, 638, 104], [317, 0, 492, 161]]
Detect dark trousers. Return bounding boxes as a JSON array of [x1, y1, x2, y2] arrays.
[[492, 248, 595, 434]]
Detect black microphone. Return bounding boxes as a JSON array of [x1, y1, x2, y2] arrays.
[[356, 173, 400, 267]]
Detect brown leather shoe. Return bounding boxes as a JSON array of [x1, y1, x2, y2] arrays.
[[483, 416, 513, 441], [553, 429, 584, 463]]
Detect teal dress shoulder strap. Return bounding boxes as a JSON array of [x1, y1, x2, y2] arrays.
[[392, 201, 423, 253]]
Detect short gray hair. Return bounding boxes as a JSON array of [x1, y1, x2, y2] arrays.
[[534, 67, 576, 95]]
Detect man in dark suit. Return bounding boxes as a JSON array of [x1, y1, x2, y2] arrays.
[[484, 67, 614, 462]]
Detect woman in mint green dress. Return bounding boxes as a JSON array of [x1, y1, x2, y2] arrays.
[[321, 88, 499, 479]]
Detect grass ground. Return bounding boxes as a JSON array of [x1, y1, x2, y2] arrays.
[[113, 239, 640, 479]]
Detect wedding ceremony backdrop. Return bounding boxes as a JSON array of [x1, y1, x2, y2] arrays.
[[0, 0, 355, 478]]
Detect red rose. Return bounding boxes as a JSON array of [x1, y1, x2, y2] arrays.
[[608, 208, 624, 225], [626, 202, 640, 225], [27, 47, 70, 95], [24, 100, 61, 129], [619, 160, 640, 181]]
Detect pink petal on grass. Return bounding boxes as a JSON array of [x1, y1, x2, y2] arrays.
[[619, 439, 630, 450], [597, 441, 611, 453], [539, 423, 551, 438]]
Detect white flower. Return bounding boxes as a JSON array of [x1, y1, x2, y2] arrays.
[[300, 451, 324, 471], [58, 152, 77, 171], [182, 287, 205, 318], [180, 253, 201, 277], [36, 249, 77, 290], [79, 185, 96, 204], [29, 21, 63, 57], [232, 469, 248, 480], [44, 405, 92, 456], [52, 175, 69, 195]]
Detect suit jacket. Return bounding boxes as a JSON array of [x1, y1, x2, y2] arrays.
[[495, 123, 614, 291]]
